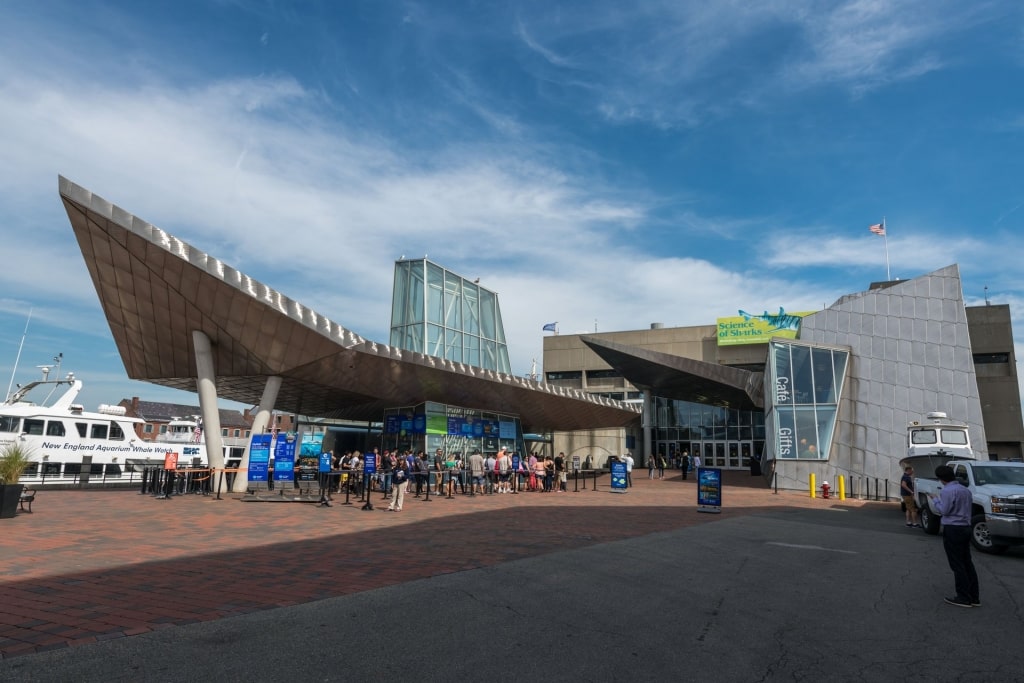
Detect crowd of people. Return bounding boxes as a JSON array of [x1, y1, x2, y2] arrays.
[[322, 447, 611, 510]]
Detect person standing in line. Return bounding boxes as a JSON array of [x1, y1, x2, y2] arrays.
[[388, 457, 409, 511], [484, 451, 497, 493], [554, 452, 567, 491], [415, 451, 430, 496], [543, 455, 555, 492], [528, 452, 541, 491], [901, 465, 921, 528], [692, 452, 701, 470], [929, 465, 980, 608], [680, 451, 690, 480], [624, 452, 635, 487], [657, 452, 667, 480], [468, 449, 485, 494], [648, 455, 656, 479], [497, 447, 512, 493]]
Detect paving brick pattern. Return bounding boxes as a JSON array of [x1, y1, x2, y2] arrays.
[[0, 472, 863, 659]]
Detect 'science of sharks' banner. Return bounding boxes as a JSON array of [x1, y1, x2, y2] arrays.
[[716, 308, 812, 346]]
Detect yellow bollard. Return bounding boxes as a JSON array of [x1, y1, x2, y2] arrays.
[[809, 472, 816, 498], [838, 475, 846, 500]]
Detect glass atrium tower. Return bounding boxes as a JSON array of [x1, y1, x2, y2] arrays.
[[390, 259, 511, 373]]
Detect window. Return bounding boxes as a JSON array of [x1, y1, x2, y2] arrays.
[[24, 419, 44, 435], [587, 369, 623, 380], [0, 416, 19, 433], [90, 423, 108, 439], [46, 421, 66, 437], [973, 353, 1008, 364], [233, 429, 241, 437], [76, 422, 87, 437], [109, 422, 125, 440], [546, 371, 582, 381], [911, 429, 937, 445], [160, 425, 167, 434], [143, 424, 154, 434], [940, 429, 968, 445]]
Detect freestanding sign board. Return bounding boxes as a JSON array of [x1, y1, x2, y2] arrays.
[[248, 434, 272, 483], [610, 459, 628, 491], [273, 434, 297, 483], [572, 455, 581, 471], [163, 451, 179, 470], [697, 467, 722, 513]]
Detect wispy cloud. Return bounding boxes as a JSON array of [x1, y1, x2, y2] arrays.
[[513, 0, 1003, 125]]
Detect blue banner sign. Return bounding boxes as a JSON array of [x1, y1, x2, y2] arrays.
[[610, 459, 628, 491], [697, 467, 722, 513], [363, 453, 377, 475], [272, 434, 297, 482], [319, 452, 332, 473], [247, 434, 272, 482]]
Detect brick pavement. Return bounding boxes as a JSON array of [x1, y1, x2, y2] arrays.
[[0, 471, 868, 660]]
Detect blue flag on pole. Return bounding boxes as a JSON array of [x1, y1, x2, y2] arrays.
[[542, 322, 557, 332]]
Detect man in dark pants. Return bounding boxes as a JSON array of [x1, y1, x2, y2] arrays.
[[929, 465, 980, 607]]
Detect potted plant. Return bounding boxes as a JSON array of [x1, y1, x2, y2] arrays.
[[0, 442, 35, 518]]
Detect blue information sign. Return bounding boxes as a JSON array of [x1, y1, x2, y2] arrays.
[[610, 459, 628, 491], [247, 434, 272, 482], [697, 467, 722, 513], [319, 452, 332, 473], [272, 434, 297, 482], [363, 453, 377, 475]]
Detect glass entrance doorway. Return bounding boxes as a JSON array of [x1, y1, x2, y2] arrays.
[[656, 440, 757, 470]]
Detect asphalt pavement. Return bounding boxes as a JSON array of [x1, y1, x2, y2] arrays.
[[2, 476, 1022, 682]]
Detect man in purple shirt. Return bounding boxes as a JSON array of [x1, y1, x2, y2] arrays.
[[929, 465, 980, 607]]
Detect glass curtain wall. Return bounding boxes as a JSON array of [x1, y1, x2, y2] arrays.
[[766, 340, 849, 460], [652, 397, 765, 469], [390, 259, 511, 373], [381, 401, 524, 457]]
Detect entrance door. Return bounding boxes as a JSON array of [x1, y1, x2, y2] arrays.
[[713, 442, 726, 467], [728, 442, 741, 468], [740, 442, 752, 468]]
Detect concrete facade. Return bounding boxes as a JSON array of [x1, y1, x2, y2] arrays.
[[543, 265, 1024, 492]]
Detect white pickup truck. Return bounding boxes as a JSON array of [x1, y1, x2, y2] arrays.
[[900, 412, 1024, 554]]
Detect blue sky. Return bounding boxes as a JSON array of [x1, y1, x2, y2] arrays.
[[2, 1, 1024, 411]]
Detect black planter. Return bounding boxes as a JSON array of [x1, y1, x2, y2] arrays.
[[0, 484, 24, 519]]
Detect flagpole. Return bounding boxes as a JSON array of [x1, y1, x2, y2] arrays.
[[882, 216, 890, 280]]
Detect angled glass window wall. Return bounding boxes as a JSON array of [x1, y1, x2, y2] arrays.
[[766, 341, 849, 460], [390, 259, 511, 373]]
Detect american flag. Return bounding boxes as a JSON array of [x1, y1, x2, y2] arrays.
[[869, 222, 886, 236], [191, 417, 203, 443]]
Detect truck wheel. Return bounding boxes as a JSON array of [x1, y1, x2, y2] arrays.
[[919, 503, 940, 535], [971, 514, 1009, 555]]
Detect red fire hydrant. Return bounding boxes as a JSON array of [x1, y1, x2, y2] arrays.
[[821, 481, 831, 499]]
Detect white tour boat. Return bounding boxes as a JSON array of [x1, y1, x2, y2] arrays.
[[0, 371, 246, 487]]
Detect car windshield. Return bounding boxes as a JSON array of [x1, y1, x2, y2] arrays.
[[972, 465, 1024, 487]]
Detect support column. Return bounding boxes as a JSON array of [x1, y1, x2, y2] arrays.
[[232, 375, 282, 493], [642, 388, 653, 470], [192, 331, 225, 489]]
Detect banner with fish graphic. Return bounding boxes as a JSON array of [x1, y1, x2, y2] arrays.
[[716, 307, 813, 346]]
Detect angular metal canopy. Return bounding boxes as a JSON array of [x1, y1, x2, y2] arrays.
[[59, 177, 639, 432], [580, 335, 765, 410]]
